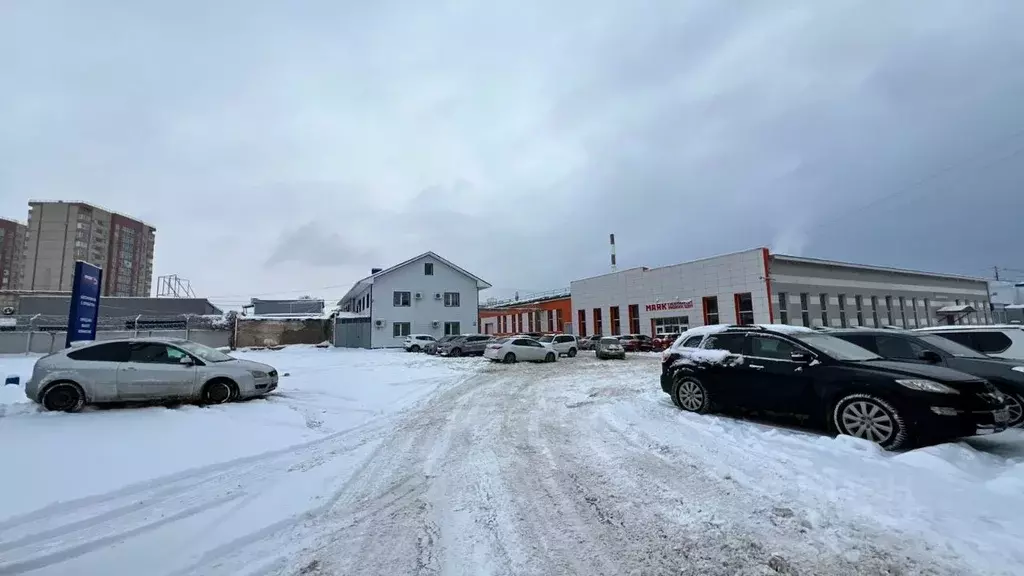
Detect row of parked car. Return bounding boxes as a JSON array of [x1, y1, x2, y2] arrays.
[[402, 332, 642, 363], [660, 323, 1024, 450]]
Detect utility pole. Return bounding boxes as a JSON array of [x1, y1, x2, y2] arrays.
[[995, 266, 1000, 281]]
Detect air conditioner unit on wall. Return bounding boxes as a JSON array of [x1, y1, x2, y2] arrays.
[[434, 292, 442, 300], [374, 319, 385, 328], [414, 292, 423, 299], [431, 320, 440, 328]]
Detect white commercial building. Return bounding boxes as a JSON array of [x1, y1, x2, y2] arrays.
[[335, 252, 491, 348], [570, 247, 992, 338]]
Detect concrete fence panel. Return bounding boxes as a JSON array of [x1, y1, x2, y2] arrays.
[[0, 329, 232, 355]]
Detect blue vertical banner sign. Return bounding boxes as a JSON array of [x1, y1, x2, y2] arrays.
[[65, 261, 103, 348]]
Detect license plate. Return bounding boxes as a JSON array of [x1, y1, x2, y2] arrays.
[[994, 409, 1009, 423]]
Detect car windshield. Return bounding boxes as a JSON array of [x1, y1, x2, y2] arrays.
[[539, 336, 554, 343], [175, 340, 234, 363], [601, 338, 620, 345], [792, 333, 881, 361], [917, 334, 987, 358], [438, 336, 458, 343]]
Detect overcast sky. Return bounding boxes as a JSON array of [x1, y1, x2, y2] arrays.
[[3, 1, 1024, 306]]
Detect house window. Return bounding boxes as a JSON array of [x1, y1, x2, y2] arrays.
[[871, 296, 880, 327], [444, 292, 460, 307], [777, 292, 789, 325], [819, 293, 829, 326], [734, 293, 754, 325], [838, 294, 847, 328], [702, 296, 719, 325], [578, 310, 587, 337], [444, 321, 461, 335], [393, 291, 411, 307], [800, 293, 810, 327], [885, 296, 894, 325], [628, 304, 640, 334], [609, 306, 621, 335], [898, 297, 907, 327], [593, 308, 603, 335], [424, 262, 434, 275], [393, 322, 411, 337]]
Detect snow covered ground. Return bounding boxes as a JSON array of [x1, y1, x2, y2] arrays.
[[1, 348, 1023, 575]]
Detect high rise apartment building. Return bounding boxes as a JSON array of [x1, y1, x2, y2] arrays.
[[0, 218, 27, 290], [21, 201, 156, 297]]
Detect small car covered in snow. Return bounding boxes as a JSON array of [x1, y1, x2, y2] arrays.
[[660, 324, 1010, 450], [25, 338, 279, 412]]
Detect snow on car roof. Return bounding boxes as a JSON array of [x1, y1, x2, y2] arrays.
[[915, 324, 1024, 332]]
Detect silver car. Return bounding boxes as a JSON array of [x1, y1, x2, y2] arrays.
[[25, 338, 279, 412], [483, 337, 558, 363]]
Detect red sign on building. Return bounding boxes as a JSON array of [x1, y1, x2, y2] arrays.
[[645, 300, 693, 312]]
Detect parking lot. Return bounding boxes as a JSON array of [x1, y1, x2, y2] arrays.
[[2, 346, 1024, 575]]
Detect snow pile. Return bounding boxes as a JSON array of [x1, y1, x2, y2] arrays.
[[671, 347, 744, 368]]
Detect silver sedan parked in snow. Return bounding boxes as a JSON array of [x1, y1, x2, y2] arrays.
[[25, 338, 279, 412], [483, 337, 558, 363]]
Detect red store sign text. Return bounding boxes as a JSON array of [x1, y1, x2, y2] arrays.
[[645, 300, 693, 312]]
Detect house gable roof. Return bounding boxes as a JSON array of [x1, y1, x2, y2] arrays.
[[338, 251, 491, 305]]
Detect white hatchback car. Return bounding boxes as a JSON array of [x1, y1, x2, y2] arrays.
[[537, 334, 579, 357], [915, 325, 1024, 361], [403, 334, 436, 352], [484, 337, 558, 363]]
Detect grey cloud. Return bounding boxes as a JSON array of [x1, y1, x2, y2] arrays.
[[3, 1, 1024, 302]]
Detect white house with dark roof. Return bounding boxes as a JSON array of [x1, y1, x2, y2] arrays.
[[335, 252, 491, 348]]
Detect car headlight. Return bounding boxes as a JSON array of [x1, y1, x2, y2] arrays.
[[894, 378, 959, 394], [1012, 366, 1024, 374], [250, 370, 268, 379]]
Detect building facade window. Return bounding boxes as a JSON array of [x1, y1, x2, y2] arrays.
[[800, 293, 810, 327], [609, 306, 621, 335], [703, 296, 719, 325], [923, 298, 931, 326], [578, 310, 587, 337], [819, 294, 829, 326], [911, 298, 919, 327], [444, 321, 461, 335], [444, 292, 460, 307], [838, 294, 847, 328], [898, 297, 907, 327], [654, 316, 689, 334], [777, 292, 789, 325], [593, 308, 603, 335], [393, 322, 411, 337], [871, 296, 879, 327], [885, 296, 894, 325], [393, 291, 411, 307], [628, 304, 640, 334], [547, 310, 554, 332], [424, 262, 433, 275], [735, 293, 754, 325], [556, 308, 564, 332]]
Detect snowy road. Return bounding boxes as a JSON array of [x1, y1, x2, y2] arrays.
[[2, 348, 1024, 575]]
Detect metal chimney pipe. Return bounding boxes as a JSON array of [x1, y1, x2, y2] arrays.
[[610, 233, 617, 272]]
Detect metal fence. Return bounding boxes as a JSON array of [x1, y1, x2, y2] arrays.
[[0, 314, 233, 354]]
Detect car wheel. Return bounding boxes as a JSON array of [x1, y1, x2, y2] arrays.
[[832, 394, 908, 450], [545, 352, 556, 362], [672, 376, 710, 413], [568, 348, 577, 357], [503, 352, 516, 364], [1002, 391, 1024, 428], [410, 345, 421, 352], [450, 348, 462, 357], [201, 379, 235, 405], [40, 381, 85, 413]]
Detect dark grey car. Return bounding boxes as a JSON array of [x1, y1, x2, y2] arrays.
[[438, 334, 493, 357], [595, 337, 626, 360]]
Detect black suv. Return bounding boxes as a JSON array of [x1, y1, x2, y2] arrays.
[[829, 328, 1024, 428], [660, 326, 1010, 449]]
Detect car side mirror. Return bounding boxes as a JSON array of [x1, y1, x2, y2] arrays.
[[179, 356, 195, 366], [790, 351, 813, 363], [918, 350, 942, 364]]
